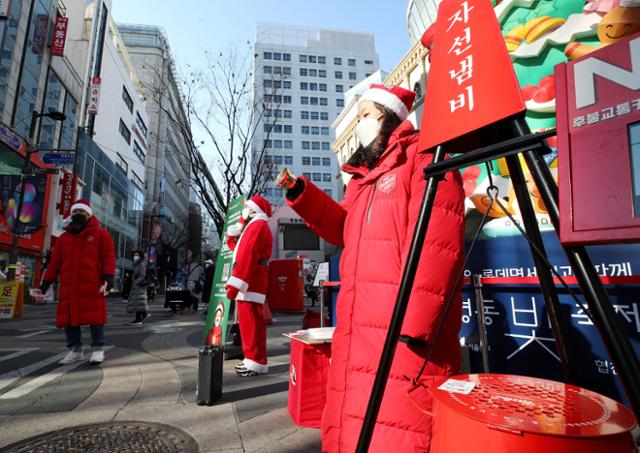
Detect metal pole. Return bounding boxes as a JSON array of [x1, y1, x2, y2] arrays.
[[472, 275, 490, 373], [518, 125, 640, 420], [319, 280, 325, 328], [356, 146, 446, 453], [504, 152, 575, 384]]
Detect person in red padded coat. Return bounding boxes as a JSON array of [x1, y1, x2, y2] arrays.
[[41, 199, 116, 366], [225, 195, 273, 377], [277, 84, 465, 452]]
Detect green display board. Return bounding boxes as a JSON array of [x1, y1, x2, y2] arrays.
[[203, 196, 246, 346]]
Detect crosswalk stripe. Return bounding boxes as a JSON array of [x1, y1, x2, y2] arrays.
[[0, 352, 66, 393], [17, 330, 53, 338], [0, 348, 39, 363]]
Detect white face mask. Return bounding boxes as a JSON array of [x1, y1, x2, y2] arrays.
[[133, 256, 140, 262], [355, 117, 382, 148], [241, 207, 252, 220]]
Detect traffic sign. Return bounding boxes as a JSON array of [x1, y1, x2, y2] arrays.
[[41, 152, 74, 165]]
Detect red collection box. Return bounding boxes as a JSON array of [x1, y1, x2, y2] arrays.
[[267, 259, 304, 312], [287, 337, 331, 428]]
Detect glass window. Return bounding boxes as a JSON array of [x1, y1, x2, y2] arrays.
[[116, 153, 128, 174], [321, 127, 330, 135], [334, 57, 342, 65], [283, 95, 292, 104], [319, 98, 328, 106], [337, 99, 345, 107], [135, 112, 148, 137], [309, 55, 316, 63], [312, 142, 320, 150], [39, 70, 63, 150], [264, 139, 272, 148], [365, 59, 374, 65], [322, 157, 331, 166], [264, 66, 272, 74], [122, 86, 134, 112], [283, 67, 291, 75], [311, 127, 320, 135], [310, 97, 318, 106], [302, 141, 310, 150], [349, 72, 357, 80], [133, 141, 145, 163], [0, 0, 22, 112], [319, 83, 327, 91], [274, 155, 283, 164], [284, 125, 292, 133], [300, 68, 307, 76], [59, 93, 77, 149], [310, 83, 318, 91], [312, 157, 321, 165], [264, 52, 272, 59], [323, 173, 332, 182], [299, 54, 307, 62], [310, 112, 319, 120], [273, 52, 282, 60], [312, 173, 321, 181], [285, 155, 293, 164], [320, 112, 328, 120], [300, 82, 308, 90], [301, 126, 310, 134], [336, 85, 343, 93], [283, 81, 291, 89], [273, 66, 282, 75], [283, 110, 292, 118], [119, 119, 131, 144], [283, 53, 291, 61], [348, 58, 356, 66], [309, 69, 317, 77], [301, 111, 309, 120], [284, 140, 293, 149], [322, 142, 331, 150], [630, 122, 640, 217], [318, 56, 326, 64], [319, 70, 327, 78], [264, 79, 273, 88], [302, 156, 311, 165], [273, 139, 282, 148], [335, 71, 342, 79], [303, 172, 312, 179], [301, 96, 309, 105]]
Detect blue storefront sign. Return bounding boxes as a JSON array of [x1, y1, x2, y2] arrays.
[[41, 152, 74, 165]]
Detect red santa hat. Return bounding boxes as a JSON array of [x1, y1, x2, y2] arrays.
[[358, 84, 416, 121], [70, 198, 92, 216], [245, 194, 272, 218]]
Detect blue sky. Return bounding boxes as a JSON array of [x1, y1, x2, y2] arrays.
[[111, 0, 412, 73]]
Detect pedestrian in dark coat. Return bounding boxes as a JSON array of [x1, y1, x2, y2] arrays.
[[41, 199, 116, 366], [127, 250, 150, 325]]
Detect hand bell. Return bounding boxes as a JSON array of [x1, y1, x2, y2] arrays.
[[275, 167, 297, 189]]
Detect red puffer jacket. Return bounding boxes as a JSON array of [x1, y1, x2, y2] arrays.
[[44, 216, 116, 328], [287, 120, 465, 452]]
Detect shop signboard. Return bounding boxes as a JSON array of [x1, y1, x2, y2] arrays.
[[0, 123, 25, 153], [0, 281, 24, 319], [557, 34, 640, 245], [42, 152, 73, 165], [87, 77, 101, 115], [58, 172, 77, 217], [50, 16, 68, 56], [203, 196, 245, 346], [418, 0, 525, 153]]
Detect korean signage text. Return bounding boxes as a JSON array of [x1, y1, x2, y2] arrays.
[[50, 16, 68, 56]]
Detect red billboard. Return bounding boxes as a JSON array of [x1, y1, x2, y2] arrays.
[[50, 16, 68, 56], [418, 0, 525, 152], [557, 33, 640, 245], [58, 172, 77, 217]]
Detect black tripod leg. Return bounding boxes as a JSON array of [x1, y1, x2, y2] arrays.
[[355, 146, 447, 453], [504, 153, 576, 384], [521, 143, 640, 421]]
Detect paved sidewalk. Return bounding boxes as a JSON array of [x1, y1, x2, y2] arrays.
[[0, 298, 321, 452]]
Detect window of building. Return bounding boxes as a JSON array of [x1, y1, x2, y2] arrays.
[[272, 66, 281, 75], [135, 113, 148, 137], [301, 96, 309, 105], [348, 58, 356, 66], [319, 69, 327, 78], [283, 67, 291, 75], [283, 95, 292, 104], [283, 81, 291, 89], [307, 69, 316, 77], [321, 127, 330, 135], [335, 71, 342, 79], [119, 119, 131, 144], [323, 173, 332, 182], [301, 111, 309, 120], [310, 97, 319, 106], [365, 59, 374, 65], [264, 79, 273, 88], [322, 142, 331, 150], [310, 111, 319, 120], [310, 83, 318, 91], [299, 54, 307, 62], [300, 82, 308, 90], [264, 94, 273, 103], [349, 72, 357, 80], [309, 55, 316, 63], [285, 155, 293, 164], [283, 110, 292, 118], [273, 80, 282, 88], [313, 173, 321, 181], [312, 157, 321, 165], [273, 52, 282, 60], [264, 139, 272, 148], [319, 98, 328, 106], [312, 142, 321, 150], [302, 126, 310, 134], [337, 99, 345, 107], [300, 68, 307, 76], [284, 125, 292, 133], [303, 172, 312, 179], [320, 112, 329, 120], [302, 141, 311, 150], [334, 57, 342, 65], [133, 141, 145, 163], [122, 86, 134, 112], [284, 140, 293, 148], [336, 84, 343, 93], [274, 155, 283, 164], [116, 153, 128, 174], [264, 52, 272, 59], [319, 83, 327, 91], [302, 156, 311, 165], [274, 139, 283, 148], [365, 73, 372, 77], [322, 158, 331, 166], [283, 53, 291, 61], [264, 66, 272, 74], [311, 126, 320, 135], [318, 56, 326, 64]]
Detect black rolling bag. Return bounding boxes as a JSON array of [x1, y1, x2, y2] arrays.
[[196, 345, 223, 405]]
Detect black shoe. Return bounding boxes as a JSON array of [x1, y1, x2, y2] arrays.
[[129, 319, 142, 326]]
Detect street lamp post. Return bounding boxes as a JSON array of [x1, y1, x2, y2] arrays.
[[7, 110, 66, 281]]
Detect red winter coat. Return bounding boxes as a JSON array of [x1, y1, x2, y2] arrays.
[[226, 214, 273, 303], [44, 216, 116, 328], [287, 121, 465, 452]]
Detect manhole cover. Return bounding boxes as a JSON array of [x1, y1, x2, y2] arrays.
[[2, 421, 198, 453]]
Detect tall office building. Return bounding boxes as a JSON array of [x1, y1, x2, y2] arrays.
[[253, 23, 379, 204]]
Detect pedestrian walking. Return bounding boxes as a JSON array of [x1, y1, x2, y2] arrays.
[[40, 199, 116, 365], [277, 84, 465, 452], [225, 195, 273, 377], [127, 250, 150, 325]]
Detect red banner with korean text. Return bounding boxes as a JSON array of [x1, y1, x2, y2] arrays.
[[418, 0, 525, 152], [58, 172, 77, 217], [50, 16, 68, 56]]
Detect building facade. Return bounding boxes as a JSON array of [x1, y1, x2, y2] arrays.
[[117, 23, 192, 281], [253, 23, 380, 204]]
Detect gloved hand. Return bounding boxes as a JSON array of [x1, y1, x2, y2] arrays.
[[226, 285, 239, 301], [40, 280, 52, 294], [104, 275, 114, 291]]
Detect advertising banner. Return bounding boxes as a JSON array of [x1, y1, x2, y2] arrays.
[[0, 281, 24, 319], [58, 172, 77, 217], [50, 16, 68, 56], [87, 77, 101, 115], [203, 196, 245, 346], [0, 174, 48, 235]]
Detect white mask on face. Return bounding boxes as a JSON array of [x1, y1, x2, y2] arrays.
[[133, 255, 140, 262], [241, 207, 252, 220], [355, 117, 382, 148]]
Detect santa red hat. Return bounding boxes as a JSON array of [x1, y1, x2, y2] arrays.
[[70, 198, 92, 216], [245, 194, 272, 218], [358, 84, 416, 121]]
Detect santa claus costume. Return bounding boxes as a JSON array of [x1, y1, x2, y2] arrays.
[[225, 195, 273, 377]]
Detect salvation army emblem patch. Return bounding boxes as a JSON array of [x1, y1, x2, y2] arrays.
[[377, 174, 397, 195]]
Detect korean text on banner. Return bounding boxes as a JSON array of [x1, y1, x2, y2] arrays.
[[50, 16, 68, 56], [203, 196, 246, 346], [0, 281, 24, 319], [418, 0, 525, 152]]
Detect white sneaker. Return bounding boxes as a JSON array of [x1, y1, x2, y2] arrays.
[[59, 349, 84, 365], [89, 348, 104, 365]]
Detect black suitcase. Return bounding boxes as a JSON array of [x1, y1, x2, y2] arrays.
[[196, 345, 223, 405]]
